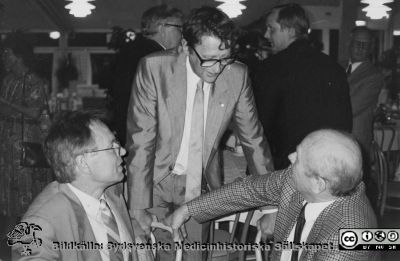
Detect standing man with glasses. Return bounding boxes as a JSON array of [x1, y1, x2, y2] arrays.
[[126, 6, 274, 261], [108, 4, 183, 146], [12, 111, 153, 261], [345, 27, 384, 207]]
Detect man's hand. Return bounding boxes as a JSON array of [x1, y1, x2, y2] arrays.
[[257, 212, 277, 241], [133, 209, 153, 236], [162, 204, 190, 242]]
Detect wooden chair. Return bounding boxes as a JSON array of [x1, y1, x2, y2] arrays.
[[370, 140, 389, 217], [373, 124, 397, 179], [371, 141, 400, 216], [209, 210, 265, 261]]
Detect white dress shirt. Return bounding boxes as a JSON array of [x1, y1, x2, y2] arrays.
[[280, 200, 335, 261], [348, 61, 362, 74], [67, 184, 131, 261], [173, 57, 211, 175]]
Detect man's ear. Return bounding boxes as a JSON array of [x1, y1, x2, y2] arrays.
[[287, 27, 296, 39], [181, 38, 189, 54], [75, 154, 90, 174], [311, 176, 327, 194]]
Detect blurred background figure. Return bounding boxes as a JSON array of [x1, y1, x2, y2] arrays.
[[107, 5, 183, 145], [345, 26, 384, 204], [346, 26, 384, 156], [0, 32, 53, 253]]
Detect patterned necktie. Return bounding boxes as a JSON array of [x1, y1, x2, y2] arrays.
[[99, 198, 124, 261], [346, 63, 352, 76], [291, 203, 308, 261], [185, 80, 204, 202]]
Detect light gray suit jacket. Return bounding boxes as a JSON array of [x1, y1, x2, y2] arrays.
[[12, 182, 153, 261], [126, 50, 273, 210], [348, 61, 384, 152]]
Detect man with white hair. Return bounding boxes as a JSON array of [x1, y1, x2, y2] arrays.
[[167, 129, 377, 261]]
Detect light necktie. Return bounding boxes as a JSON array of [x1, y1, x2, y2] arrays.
[[291, 203, 308, 261], [100, 198, 124, 261], [185, 80, 204, 202], [346, 63, 352, 76]]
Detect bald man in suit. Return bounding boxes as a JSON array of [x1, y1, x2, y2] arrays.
[[167, 129, 378, 261]]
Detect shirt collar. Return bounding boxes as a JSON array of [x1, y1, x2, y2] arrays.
[[67, 183, 103, 216], [303, 200, 335, 221], [186, 56, 201, 87]]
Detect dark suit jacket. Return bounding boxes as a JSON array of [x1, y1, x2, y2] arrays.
[[108, 35, 164, 145], [254, 40, 353, 169], [188, 167, 378, 261], [12, 182, 152, 261], [126, 50, 274, 210], [348, 61, 384, 153]]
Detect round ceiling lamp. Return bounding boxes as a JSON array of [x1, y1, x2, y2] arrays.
[[65, 0, 96, 18], [361, 0, 393, 20], [216, 0, 247, 19]]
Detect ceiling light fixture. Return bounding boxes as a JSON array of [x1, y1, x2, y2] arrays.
[[361, 0, 393, 20], [355, 20, 366, 26], [49, 31, 61, 39], [216, 0, 247, 19], [65, 0, 96, 18]]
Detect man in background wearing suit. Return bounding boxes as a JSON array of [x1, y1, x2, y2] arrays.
[[167, 129, 378, 261], [12, 111, 152, 261], [108, 5, 183, 145], [346, 26, 384, 159], [126, 6, 273, 261]]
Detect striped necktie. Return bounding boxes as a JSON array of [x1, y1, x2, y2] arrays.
[[100, 198, 124, 261]]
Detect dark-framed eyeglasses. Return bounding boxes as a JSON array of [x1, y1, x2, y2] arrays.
[[191, 47, 235, 67], [84, 141, 123, 156], [163, 23, 183, 31]]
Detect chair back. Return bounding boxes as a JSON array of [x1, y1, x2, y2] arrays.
[[373, 124, 395, 152], [209, 210, 258, 261], [370, 140, 388, 217], [373, 124, 399, 179]]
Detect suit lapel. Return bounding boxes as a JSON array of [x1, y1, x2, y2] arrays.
[[59, 184, 102, 261], [203, 78, 229, 166], [348, 61, 371, 87], [305, 198, 343, 245], [166, 53, 187, 162]]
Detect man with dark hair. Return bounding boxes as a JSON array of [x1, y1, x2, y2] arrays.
[[12, 111, 153, 261], [108, 4, 183, 145], [254, 3, 352, 170], [346, 26, 384, 157], [126, 6, 273, 261], [167, 129, 378, 261]]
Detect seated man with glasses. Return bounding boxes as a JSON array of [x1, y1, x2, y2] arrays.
[[12, 110, 153, 261], [126, 6, 274, 261]]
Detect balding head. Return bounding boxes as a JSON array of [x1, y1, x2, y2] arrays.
[[302, 130, 363, 197]]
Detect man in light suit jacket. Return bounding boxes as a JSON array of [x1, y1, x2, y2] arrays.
[[346, 26, 384, 155], [11, 111, 153, 261], [126, 6, 274, 261], [167, 129, 378, 261]]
